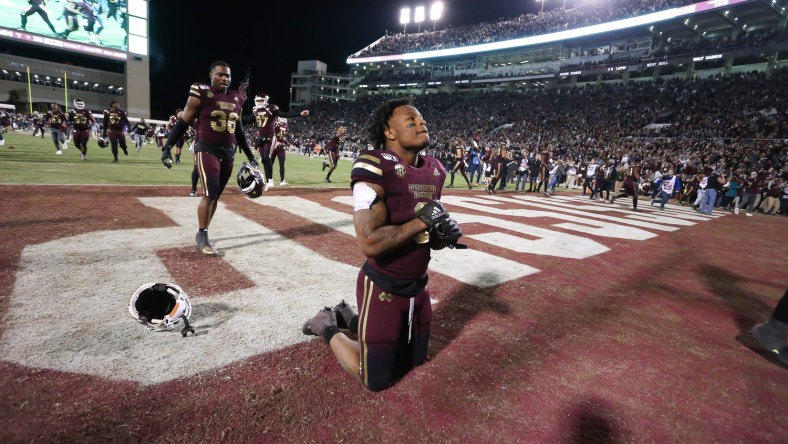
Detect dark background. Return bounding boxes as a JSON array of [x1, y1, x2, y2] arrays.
[[148, 0, 540, 118]]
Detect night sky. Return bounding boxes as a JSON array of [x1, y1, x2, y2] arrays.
[[148, 0, 541, 118]]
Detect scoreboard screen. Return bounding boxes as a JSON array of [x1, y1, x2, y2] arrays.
[[0, 0, 148, 61]]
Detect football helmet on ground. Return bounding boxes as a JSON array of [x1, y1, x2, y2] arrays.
[[129, 282, 195, 336], [97, 137, 108, 148], [237, 162, 265, 198]]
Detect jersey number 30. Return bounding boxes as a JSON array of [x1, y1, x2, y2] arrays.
[[210, 110, 239, 133]]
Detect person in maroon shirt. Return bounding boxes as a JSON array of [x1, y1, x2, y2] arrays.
[[610, 159, 642, 211], [739, 172, 762, 216], [486, 143, 508, 194], [302, 97, 464, 391], [102, 101, 131, 163], [45, 103, 67, 154], [322, 125, 346, 183], [270, 117, 290, 185], [447, 137, 472, 189], [68, 99, 94, 160], [252, 93, 308, 190], [161, 61, 257, 256]]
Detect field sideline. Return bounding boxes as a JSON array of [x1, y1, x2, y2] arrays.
[[1, 130, 786, 443]]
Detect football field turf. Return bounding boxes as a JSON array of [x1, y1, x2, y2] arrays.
[[0, 131, 353, 187], [0, 129, 786, 443]]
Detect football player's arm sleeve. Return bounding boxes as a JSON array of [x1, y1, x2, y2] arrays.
[[102, 113, 108, 137], [122, 113, 131, 131], [234, 120, 256, 162]]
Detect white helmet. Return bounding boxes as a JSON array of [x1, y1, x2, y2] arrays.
[[73, 99, 85, 110], [129, 282, 195, 335], [254, 94, 269, 109]]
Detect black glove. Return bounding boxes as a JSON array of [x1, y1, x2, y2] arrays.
[[161, 146, 173, 169], [433, 217, 462, 242], [248, 157, 258, 169], [418, 200, 449, 228]]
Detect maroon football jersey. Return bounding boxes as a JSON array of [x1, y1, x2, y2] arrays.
[[351, 150, 447, 279], [253, 104, 279, 138], [46, 110, 66, 128], [274, 117, 288, 142], [325, 136, 341, 154], [69, 109, 93, 131], [189, 83, 245, 146], [103, 108, 129, 132]]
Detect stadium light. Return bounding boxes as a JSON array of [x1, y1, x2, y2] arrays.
[[400, 7, 411, 34], [414, 6, 425, 32], [430, 2, 443, 31]]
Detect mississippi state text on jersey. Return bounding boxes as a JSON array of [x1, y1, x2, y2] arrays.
[[351, 150, 447, 279], [189, 83, 245, 146]]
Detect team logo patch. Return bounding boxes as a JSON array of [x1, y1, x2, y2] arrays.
[[434, 167, 440, 176], [381, 153, 398, 162], [207, 91, 214, 98], [394, 164, 406, 178], [379, 292, 393, 303]]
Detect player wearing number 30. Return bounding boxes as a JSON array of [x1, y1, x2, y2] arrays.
[[161, 61, 258, 256]]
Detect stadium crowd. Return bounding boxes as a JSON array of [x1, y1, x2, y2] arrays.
[[288, 67, 788, 215], [2, 67, 786, 215], [356, 0, 701, 58]]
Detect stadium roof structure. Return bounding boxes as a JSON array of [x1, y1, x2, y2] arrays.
[[347, 0, 785, 65]]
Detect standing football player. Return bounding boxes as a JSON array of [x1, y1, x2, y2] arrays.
[[45, 103, 67, 154], [322, 125, 346, 183], [19, 0, 59, 35], [166, 109, 187, 164], [270, 117, 290, 186], [161, 61, 258, 256], [103, 100, 131, 163], [609, 158, 641, 211], [252, 92, 308, 190], [31, 112, 45, 138], [302, 97, 463, 391], [154, 124, 166, 149], [68, 98, 95, 160], [447, 137, 472, 189]]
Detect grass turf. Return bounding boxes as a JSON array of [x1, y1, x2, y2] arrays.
[[0, 131, 353, 187]]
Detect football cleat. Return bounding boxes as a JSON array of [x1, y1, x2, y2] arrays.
[[122, 147, 128, 156], [195, 230, 220, 256], [333, 300, 356, 331], [302, 307, 337, 337], [55, 150, 62, 155], [189, 190, 198, 197], [279, 180, 288, 186]]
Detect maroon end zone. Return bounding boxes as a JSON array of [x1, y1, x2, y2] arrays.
[[0, 185, 786, 443]]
